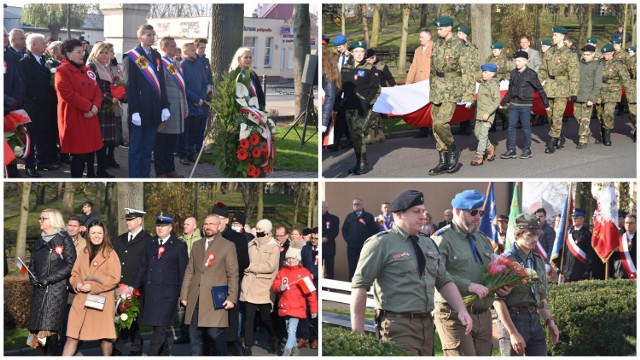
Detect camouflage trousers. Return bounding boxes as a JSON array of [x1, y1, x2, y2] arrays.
[[431, 102, 457, 151], [629, 102, 637, 131], [547, 98, 568, 138], [473, 120, 493, 154], [597, 102, 616, 130], [345, 109, 371, 154], [572, 102, 594, 144]]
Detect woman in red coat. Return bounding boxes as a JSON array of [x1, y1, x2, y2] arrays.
[[272, 240, 318, 356], [55, 38, 104, 178]]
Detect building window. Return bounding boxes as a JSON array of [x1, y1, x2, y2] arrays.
[[244, 36, 257, 61], [264, 37, 273, 67]]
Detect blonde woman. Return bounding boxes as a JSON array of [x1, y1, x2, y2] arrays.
[[229, 47, 265, 110]]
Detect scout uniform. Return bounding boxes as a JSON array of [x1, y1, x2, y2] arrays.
[[470, 64, 500, 166], [432, 190, 495, 356], [597, 44, 633, 146], [497, 214, 550, 356], [538, 26, 580, 153], [341, 40, 380, 175], [352, 190, 453, 356], [574, 44, 603, 148], [429, 17, 475, 175]]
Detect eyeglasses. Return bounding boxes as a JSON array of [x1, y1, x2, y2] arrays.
[[71, 50, 86, 55], [38, 217, 49, 221], [467, 209, 485, 217]]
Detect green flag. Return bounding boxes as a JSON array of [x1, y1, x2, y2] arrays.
[[505, 182, 521, 252]]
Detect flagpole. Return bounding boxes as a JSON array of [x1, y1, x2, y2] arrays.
[[558, 182, 572, 285]]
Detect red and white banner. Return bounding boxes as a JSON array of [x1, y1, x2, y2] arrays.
[[297, 276, 316, 294], [591, 184, 620, 262]]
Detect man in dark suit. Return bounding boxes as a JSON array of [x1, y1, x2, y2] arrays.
[[321, 201, 339, 279], [611, 213, 637, 279], [342, 198, 380, 281], [4, 28, 23, 104], [134, 213, 188, 356], [437, 209, 454, 230], [112, 208, 151, 356], [123, 24, 170, 178], [19, 33, 60, 177], [554, 209, 594, 282]]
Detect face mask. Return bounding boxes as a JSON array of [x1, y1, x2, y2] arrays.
[[231, 226, 242, 233], [256, 231, 265, 238]]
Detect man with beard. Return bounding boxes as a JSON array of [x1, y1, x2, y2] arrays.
[[112, 208, 151, 356], [432, 190, 507, 356]]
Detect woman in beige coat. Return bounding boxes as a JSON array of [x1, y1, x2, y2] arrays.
[[63, 221, 121, 356], [240, 219, 280, 355]]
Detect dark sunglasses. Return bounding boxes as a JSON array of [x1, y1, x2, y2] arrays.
[[467, 209, 485, 217]]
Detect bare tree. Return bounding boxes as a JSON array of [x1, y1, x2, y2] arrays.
[[16, 183, 31, 262], [361, 5, 369, 45], [307, 182, 317, 227], [293, 4, 311, 118], [209, 5, 244, 81], [257, 183, 264, 220], [94, 183, 104, 214], [62, 183, 75, 217], [35, 184, 45, 205], [117, 183, 144, 235], [369, 4, 381, 48], [420, 4, 429, 28], [470, 4, 492, 62], [105, 183, 118, 238], [341, 4, 346, 35], [398, 5, 411, 73]]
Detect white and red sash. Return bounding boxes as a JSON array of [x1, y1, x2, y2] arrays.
[[161, 56, 186, 96], [619, 233, 636, 279], [567, 231, 588, 264], [535, 242, 548, 263], [126, 49, 162, 98]]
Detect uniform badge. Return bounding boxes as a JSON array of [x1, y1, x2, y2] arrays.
[[358, 218, 366, 225], [86, 70, 96, 81], [357, 70, 366, 77], [158, 246, 166, 259], [325, 221, 331, 229], [205, 253, 215, 267], [354, 74, 358, 80], [393, 252, 410, 259]]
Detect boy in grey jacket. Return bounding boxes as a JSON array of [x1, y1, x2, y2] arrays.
[[574, 44, 602, 148]]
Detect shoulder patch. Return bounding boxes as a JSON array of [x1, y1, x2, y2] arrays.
[[434, 224, 451, 236]]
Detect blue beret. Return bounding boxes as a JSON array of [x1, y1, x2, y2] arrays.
[[601, 44, 614, 53], [619, 211, 628, 218], [491, 42, 503, 49], [587, 37, 598, 44], [481, 63, 498, 72], [552, 26, 568, 35], [332, 34, 347, 46], [572, 209, 586, 218], [451, 190, 485, 210], [612, 38, 622, 45], [457, 26, 471, 36], [433, 16, 454, 28], [156, 212, 174, 225], [390, 190, 424, 212], [627, 46, 636, 52], [540, 39, 552, 47]]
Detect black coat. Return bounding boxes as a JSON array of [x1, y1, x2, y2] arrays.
[[558, 226, 593, 282], [134, 234, 188, 326], [610, 231, 636, 279], [123, 45, 169, 127], [221, 225, 250, 280], [27, 231, 77, 332], [301, 243, 318, 284], [342, 211, 379, 251], [249, 70, 266, 111], [278, 239, 291, 268], [113, 229, 153, 285], [322, 212, 340, 258], [4, 47, 24, 104], [19, 51, 57, 130]]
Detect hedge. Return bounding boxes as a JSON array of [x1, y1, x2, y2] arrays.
[[4, 276, 33, 329], [546, 279, 636, 356], [322, 325, 409, 356]]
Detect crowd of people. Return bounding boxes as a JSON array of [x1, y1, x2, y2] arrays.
[[22, 202, 318, 356], [321, 17, 636, 174], [4, 24, 266, 178]]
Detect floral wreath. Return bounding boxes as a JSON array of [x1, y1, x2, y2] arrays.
[[4, 109, 31, 172]]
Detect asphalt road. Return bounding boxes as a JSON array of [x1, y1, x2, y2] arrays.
[[323, 113, 637, 178]]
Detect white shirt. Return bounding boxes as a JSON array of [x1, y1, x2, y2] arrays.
[[128, 228, 143, 242]]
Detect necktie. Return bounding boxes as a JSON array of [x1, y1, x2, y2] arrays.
[[526, 257, 537, 301], [129, 234, 133, 243], [159, 239, 163, 246], [205, 240, 210, 251], [467, 234, 483, 264], [39, 57, 47, 69], [409, 235, 426, 278]]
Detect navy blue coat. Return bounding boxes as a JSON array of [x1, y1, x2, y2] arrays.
[[301, 243, 318, 285], [134, 234, 188, 326], [181, 57, 208, 117], [4, 47, 24, 104], [19, 52, 58, 131], [123, 45, 169, 127]]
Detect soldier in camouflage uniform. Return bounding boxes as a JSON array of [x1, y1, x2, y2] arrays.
[[574, 45, 602, 149], [486, 42, 512, 131], [455, 26, 480, 137], [613, 38, 631, 116], [626, 46, 637, 141], [429, 17, 476, 175], [596, 44, 633, 146], [538, 26, 579, 154], [340, 40, 380, 175]]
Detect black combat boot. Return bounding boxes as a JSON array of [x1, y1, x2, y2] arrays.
[[429, 151, 449, 176], [603, 129, 612, 146], [446, 144, 462, 173], [354, 153, 369, 175], [557, 132, 566, 149], [544, 138, 557, 154], [347, 152, 360, 174], [595, 126, 605, 144]]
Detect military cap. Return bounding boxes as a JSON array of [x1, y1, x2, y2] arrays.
[[491, 42, 503, 49], [618, 211, 628, 218], [580, 44, 596, 53], [587, 37, 598, 44], [612, 38, 622, 45], [571, 209, 586, 218], [156, 212, 174, 225], [365, 48, 376, 59], [514, 213, 542, 230], [211, 201, 229, 218], [540, 39, 552, 47], [513, 50, 529, 59], [390, 190, 424, 212], [601, 44, 614, 53], [627, 46, 636, 52], [322, 34, 330, 45], [497, 214, 509, 222], [433, 16, 454, 28], [552, 26, 568, 35], [124, 208, 146, 220], [451, 190, 485, 210], [332, 34, 347, 46], [348, 40, 366, 51], [480, 63, 498, 72], [457, 25, 471, 36]]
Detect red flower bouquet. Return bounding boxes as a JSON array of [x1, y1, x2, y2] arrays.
[[114, 284, 140, 331]]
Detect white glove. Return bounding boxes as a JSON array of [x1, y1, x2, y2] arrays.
[[321, 125, 327, 133], [280, 284, 289, 291], [131, 113, 141, 126], [311, 313, 318, 319], [161, 108, 170, 122]]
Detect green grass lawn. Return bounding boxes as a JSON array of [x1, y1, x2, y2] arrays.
[[382, 116, 418, 133]]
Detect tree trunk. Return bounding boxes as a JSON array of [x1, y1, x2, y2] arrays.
[[35, 184, 45, 205], [341, 4, 346, 35], [361, 5, 369, 45], [398, 6, 411, 73], [117, 183, 144, 235], [293, 4, 311, 118], [105, 183, 118, 239], [370, 4, 381, 48], [307, 182, 316, 227], [257, 183, 264, 221], [420, 4, 429, 28], [55, 182, 64, 200], [471, 4, 492, 62], [623, 4, 629, 48], [210, 4, 243, 81], [94, 183, 104, 214], [62, 183, 75, 217], [587, 4, 593, 39], [16, 183, 31, 262]]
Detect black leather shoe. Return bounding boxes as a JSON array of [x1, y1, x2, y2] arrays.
[[520, 148, 532, 159], [26, 168, 42, 178], [500, 149, 517, 159]]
